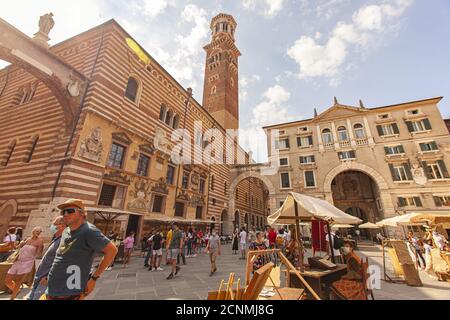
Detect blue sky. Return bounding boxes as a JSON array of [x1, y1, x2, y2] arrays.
[[2, 0, 450, 161]]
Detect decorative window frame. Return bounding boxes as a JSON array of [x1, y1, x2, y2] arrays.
[[124, 74, 143, 106], [303, 170, 317, 188], [279, 172, 292, 190]]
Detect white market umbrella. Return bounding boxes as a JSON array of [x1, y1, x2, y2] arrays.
[[332, 224, 354, 228], [268, 192, 363, 225], [358, 222, 381, 229], [376, 213, 421, 227]]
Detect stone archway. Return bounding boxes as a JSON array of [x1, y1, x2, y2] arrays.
[[323, 162, 394, 219], [229, 168, 277, 226], [0, 199, 18, 237], [0, 17, 88, 128]]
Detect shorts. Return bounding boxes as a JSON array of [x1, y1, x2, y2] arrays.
[[209, 250, 218, 262], [239, 243, 246, 251], [152, 249, 163, 256], [167, 248, 179, 260]]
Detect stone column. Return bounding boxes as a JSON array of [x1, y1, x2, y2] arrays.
[[347, 119, 356, 147], [331, 122, 339, 149], [363, 116, 375, 145], [316, 125, 324, 152]]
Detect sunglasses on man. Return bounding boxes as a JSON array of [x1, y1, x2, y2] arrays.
[[60, 208, 81, 216]]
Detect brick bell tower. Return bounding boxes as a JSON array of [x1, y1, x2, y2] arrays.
[[202, 13, 241, 131]]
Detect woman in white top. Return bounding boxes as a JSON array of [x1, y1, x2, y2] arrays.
[[0, 227, 17, 262], [3, 227, 17, 244]]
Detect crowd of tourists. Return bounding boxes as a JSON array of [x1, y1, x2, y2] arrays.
[[405, 229, 449, 279]]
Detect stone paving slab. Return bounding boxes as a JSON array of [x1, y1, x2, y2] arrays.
[[1, 242, 449, 300]]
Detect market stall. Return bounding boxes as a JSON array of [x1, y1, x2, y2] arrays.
[[268, 192, 362, 265]]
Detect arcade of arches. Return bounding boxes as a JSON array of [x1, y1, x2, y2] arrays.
[[220, 175, 272, 235]]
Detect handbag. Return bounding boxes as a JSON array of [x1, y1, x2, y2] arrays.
[[6, 249, 20, 263], [0, 241, 15, 253]]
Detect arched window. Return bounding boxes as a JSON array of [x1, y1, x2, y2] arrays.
[[25, 135, 39, 163], [210, 175, 215, 191], [125, 77, 139, 102], [165, 109, 173, 126], [159, 104, 166, 121], [337, 126, 348, 142], [211, 86, 217, 95], [2, 140, 17, 166], [172, 114, 179, 129], [322, 128, 333, 144], [354, 123, 365, 139]]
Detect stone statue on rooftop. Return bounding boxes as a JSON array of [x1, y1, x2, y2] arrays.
[[38, 13, 55, 36]]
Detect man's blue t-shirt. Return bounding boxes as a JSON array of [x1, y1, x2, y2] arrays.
[[46, 222, 110, 297]]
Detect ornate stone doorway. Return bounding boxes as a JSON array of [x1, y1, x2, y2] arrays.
[[324, 162, 394, 219], [331, 170, 382, 238]]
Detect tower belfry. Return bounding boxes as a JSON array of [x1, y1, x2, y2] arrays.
[[202, 13, 241, 131]]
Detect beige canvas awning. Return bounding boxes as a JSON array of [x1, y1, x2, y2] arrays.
[[331, 224, 355, 229], [267, 192, 363, 225], [358, 222, 381, 229], [376, 213, 421, 227]]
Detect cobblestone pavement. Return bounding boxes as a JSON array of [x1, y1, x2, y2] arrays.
[[1, 242, 449, 300]]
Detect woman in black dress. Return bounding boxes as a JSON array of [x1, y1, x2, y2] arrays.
[[231, 228, 239, 254]]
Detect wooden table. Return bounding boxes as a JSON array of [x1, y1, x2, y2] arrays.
[[259, 287, 305, 300], [289, 265, 347, 300]]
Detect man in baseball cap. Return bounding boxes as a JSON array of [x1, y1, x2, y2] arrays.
[[57, 199, 85, 211], [43, 198, 117, 300]]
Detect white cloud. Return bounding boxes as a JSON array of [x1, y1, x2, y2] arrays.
[[242, 0, 286, 18], [264, 0, 285, 17], [240, 74, 261, 100], [316, 0, 349, 20], [239, 84, 299, 162], [143, 3, 209, 93], [252, 85, 293, 127], [140, 0, 174, 19], [287, 0, 413, 85], [243, 0, 257, 10]]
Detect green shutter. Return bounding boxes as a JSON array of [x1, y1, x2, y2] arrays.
[[384, 147, 390, 155], [398, 145, 405, 153], [437, 160, 450, 178], [431, 141, 438, 150], [392, 123, 400, 134], [404, 163, 413, 180], [405, 121, 414, 132], [423, 118, 432, 130], [338, 152, 343, 160], [297, 137, 301, 147], [299, 156, 304, 164], [350, 150, 356, 158], [419, 143, 426, 151], [389, 164, 398, 181], [413, 197, 423, 207], [286, 138, 290, 148], [434, 196, 443, 207], [398, 197, 406, 207], [376, 125, 384, 136], [311, 155, 315, 163], [308, 136, 313, 146]]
